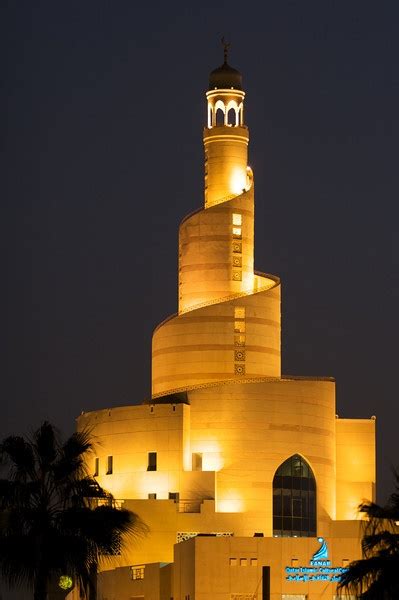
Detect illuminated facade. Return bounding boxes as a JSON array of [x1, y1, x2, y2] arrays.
[[75, 51, 376, 600]]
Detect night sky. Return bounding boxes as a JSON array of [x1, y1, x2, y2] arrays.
[[3, 1, 399, 504]]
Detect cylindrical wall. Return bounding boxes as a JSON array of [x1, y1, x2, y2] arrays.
[[76, 377, 337, 548], [76, 404, 194, 500], [188, 378, 337, 534], [152, 278, 281, 397], [178, 188, 254, 314], [204, 126, 249, 208]]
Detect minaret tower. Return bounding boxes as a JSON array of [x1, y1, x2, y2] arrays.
[[204, 39, 252, 208], [151, 45, 281, 397], [78, 51, 376, 564]]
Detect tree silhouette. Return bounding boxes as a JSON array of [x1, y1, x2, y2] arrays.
[[0, 422, 146, 600], [338, 476, 399, 599]]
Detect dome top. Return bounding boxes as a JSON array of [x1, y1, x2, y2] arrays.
[[209, 61, 243, 90]]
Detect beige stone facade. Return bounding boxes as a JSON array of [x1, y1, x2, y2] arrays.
[[73, 54, 376, 600]]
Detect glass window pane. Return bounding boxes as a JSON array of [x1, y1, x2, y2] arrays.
[[292, 476, 301, 490], [282, 492, 291, 515], [273, 455, 317, 538], [280, 460, 292, 476], [283, 517, 292, 532], [274, 494, 282, 516], [292, 498, 301, 517], [301, 492, 309, 517], [301, 518, 309, 532], [292, 457, 303, 476], [282, 476, 292, 489]]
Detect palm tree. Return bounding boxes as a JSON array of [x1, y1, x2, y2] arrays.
[[0, 422, 146, 600], [338, 478, 399, 599]]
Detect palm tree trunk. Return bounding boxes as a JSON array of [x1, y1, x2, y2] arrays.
[[33, 564, 48, 600], [33, 577, 47, 600], [88, 564, 97, 600]]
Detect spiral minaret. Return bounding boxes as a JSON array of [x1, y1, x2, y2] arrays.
[[77, 52, 376, 585], [152, 52, 281, 397]]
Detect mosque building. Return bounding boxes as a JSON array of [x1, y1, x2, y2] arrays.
[[75, 48, 376, 600]]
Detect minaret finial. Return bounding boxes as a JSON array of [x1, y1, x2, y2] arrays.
[[221, 36, 230, 64]]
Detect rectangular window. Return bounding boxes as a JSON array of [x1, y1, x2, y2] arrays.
[[192, 453, 203, 471], [232, 213, 242, 226], [148, 493, 157, 499], [250, 558, 257, 566], [169, 492, 179, 501], [229, 558, 237, 566], [240, 558, 247, 567], [106, 456, 113, 474], [232, 227, 242, 238], [147, 452, 157, 471], [94, 457, 99, 477]]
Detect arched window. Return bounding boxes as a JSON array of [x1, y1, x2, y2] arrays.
[[227, 107, 236, 126], [215, 108, 224, 126], [273, 454, 316, 537]]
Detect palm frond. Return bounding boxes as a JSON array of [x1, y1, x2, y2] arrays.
[[0, 436, 35, 478], [339, 477, 399, 599], [53, 429, 93, 484], [0, 421, 147, 599], [33, 422, 58, 468]]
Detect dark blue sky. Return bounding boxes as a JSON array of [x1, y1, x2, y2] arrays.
[[3, 1, 399, 502]]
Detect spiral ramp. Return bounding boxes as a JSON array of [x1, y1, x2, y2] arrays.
[[152, 181, 281, 398]]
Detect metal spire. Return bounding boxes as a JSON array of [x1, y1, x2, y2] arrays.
[[221, 37, 231, 64]]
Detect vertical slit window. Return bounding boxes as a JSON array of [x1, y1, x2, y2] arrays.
[[94, 457, 99, 477], [147, 452, 157, 471], [106, 455, 113, 475]]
